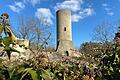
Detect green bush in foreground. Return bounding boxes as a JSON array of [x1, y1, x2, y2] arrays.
[[98, 44, 120, 80], [0, 44, 119, 80]]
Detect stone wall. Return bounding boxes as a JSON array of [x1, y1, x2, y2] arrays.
[[15, 38, 29, 48]]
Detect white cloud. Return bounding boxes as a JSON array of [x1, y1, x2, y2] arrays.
[[15, 1, 25, 9], [72, 8, 94, 22], [31, 0, 41, 6], [102, 3, 114, 16], [35, 8, 53, 26], [80, 8, 94, 16], [107, 12, 114, 16], [104, 7, 111, 11], [23, 0, 41, 6], [55, 0, 94, 22], [55, 0, 82, 12], [9, 5, 19, 13], [9, 1, 25, 13], [72, 14, 81, 22], [102, 3, 108, 7]]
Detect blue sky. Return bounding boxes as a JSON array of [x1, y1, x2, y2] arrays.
[[0, 0, 120, 48]]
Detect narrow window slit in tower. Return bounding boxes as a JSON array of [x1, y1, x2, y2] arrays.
[[64, 27, 66, 31]]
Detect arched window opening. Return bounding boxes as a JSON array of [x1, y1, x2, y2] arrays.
[[64, 27, 66, 31], [65, 51, 69, 56]]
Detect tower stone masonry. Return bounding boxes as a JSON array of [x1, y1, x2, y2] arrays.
[[56, 9, 73, 55]]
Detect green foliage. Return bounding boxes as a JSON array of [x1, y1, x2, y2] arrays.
[[39, 68, 51, 80], [98, 44, 120, 80], [20, 68, 38, 80], [0, 13, 20, 59], [0, 58, 51, 80], [0, 43, 119, 80]]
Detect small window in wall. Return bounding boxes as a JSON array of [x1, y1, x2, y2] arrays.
[[65, 51, 69, 56], [64, 27, 66, 31]]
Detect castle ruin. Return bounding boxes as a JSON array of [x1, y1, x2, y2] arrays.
[[56, 9, 74, 56]]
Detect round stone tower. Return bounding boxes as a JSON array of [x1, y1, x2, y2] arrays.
[[56, 9, 73, 56]]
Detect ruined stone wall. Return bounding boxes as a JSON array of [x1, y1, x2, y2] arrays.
[[15, 38, 29, 48]]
